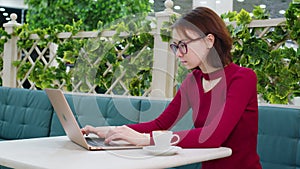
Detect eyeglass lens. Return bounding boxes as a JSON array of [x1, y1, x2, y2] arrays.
[[170, 41, 188, 55], [169, 37, 205, 55]]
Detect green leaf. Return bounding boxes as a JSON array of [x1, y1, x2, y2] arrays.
[[221, 11, 237, 22], [236, 9, 252, 25], [63, 51, 76, 64], [252, 6, 270, 19]]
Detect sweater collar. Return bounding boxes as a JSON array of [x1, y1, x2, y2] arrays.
[[202, 63, 232, 80]]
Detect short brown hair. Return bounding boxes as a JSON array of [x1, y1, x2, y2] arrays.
[[172, 7, 233, 67]]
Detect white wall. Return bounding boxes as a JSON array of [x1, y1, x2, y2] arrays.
[[193, 0, 233, 15], [0, 0, 27, 8]]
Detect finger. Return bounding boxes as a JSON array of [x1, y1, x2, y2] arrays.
[[105, 126, 119, 138], [105, 133, 126, 144], [96, 131, 107, 138], [80, 128, 87, 135], [94, 126, 114, 138], [83, 125, 97, 135], [105, 126, 132, 141], [104, 129, 115, 139]]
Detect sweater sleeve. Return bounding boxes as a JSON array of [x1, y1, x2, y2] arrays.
[[128, 75, 192, 133], [174, 68, 258, 148]]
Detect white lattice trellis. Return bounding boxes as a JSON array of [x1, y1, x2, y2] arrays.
[[1, 6, 296, 99], [15, 30, 153, 96], [0, 53, 3, 83]]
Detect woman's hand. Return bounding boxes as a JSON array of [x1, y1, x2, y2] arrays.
[[81, 125, 150, 146], [81, 125, 114, 138], [105, 125, 150, 146]]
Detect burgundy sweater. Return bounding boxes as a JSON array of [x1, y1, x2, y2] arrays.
[[128, 63, 262, 169]]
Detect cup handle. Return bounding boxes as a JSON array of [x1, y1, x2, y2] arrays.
[[171, 134, 180, 145]]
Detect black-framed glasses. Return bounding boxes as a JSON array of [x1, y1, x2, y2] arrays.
[[169, 37, 204, 55]]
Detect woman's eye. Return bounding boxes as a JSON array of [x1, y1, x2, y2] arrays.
[[178, 43, 185, 48]]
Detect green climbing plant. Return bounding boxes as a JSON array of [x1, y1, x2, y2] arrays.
[[160, 3, 299, 104], [24, 0, 152, 31], [12, 14, 154, 96], [222, 3, 300, 104]]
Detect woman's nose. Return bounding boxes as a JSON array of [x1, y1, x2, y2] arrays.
[[176, 50, 184, 58]]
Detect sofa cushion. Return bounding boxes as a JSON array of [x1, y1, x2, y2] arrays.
[[73, 95, 141, 126], [70, 94, 113, 127], [49, 94, 142, 137], [297, 140, 300, 168], [0, 87, 53, 140], [139, 99, 170, 122], [139, 98, 194, 131], [257, 105, 300, 169], [102, 96, 141, 126]]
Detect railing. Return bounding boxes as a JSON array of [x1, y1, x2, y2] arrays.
[[0, 0, 291, 98], [1, 0, 179, 98]]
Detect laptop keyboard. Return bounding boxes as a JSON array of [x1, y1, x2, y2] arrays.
[[85, 137, 106, 147]]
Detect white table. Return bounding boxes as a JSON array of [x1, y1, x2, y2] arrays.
[[0, 136, 232, 169]]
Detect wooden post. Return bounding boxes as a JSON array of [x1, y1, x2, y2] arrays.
[[3, 13, 21, 88], [151, 0, 179, 98]]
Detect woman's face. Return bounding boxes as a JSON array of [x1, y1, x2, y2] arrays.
[[171, 29, 212, 70]]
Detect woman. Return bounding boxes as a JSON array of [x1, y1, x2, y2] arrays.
[[82, 7, 262, 169]]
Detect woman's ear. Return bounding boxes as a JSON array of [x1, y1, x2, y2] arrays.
[[205, 34, 215, 49]]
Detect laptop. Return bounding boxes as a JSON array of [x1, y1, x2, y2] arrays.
[[45, 88, 143, 151]]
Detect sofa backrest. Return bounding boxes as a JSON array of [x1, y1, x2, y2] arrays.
[[66, 94, 142, 126], [139, 99, 194, 131], [0, 87, 54, 140], [50, 93, 143, 136], [49, 92, 194, 136], [257, 104, 300, 169], [0, 87, 193, 139], [64, 93, 194, 131], [2, 87, 300, 169]]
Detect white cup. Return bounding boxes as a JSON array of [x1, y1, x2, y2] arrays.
[[152, 130, 180, 149]]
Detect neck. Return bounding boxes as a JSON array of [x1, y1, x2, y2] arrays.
[[198, 64, 222, 74], [200, 63, 231, 81]]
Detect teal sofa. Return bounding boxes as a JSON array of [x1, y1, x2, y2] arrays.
[[0, 87, 300, 169]]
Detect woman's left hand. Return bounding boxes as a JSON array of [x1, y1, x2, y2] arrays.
[[105, 125, 150, 146]]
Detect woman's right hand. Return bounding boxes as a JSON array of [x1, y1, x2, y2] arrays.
[[81, 125, 150, 146], [81, 125, 115, 138]]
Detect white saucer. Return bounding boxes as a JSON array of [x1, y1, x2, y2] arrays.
[[143, 146, 182, 156]]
